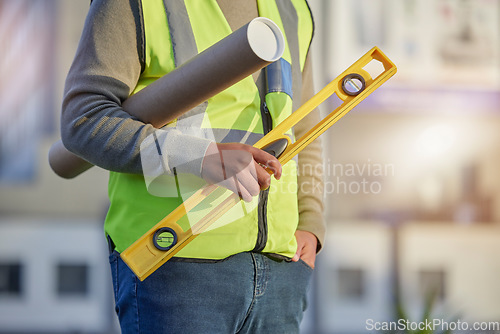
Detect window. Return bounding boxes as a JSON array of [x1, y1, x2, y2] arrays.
[[336, 267, 365, 300], [56, 263, 89, 297], [419, 269, 446, 301], [0, 262, 23, 296]]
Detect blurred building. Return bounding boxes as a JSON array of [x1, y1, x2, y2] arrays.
[[0, 1, 114, 333], [0, 220, 114, 333], [1, 0, 500, 333], [306, 0, 500, 333], [311, 222, 500, 333]]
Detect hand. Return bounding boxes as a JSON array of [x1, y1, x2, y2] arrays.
[[292, 230, 317, 269], [201, 142, 282, 202]]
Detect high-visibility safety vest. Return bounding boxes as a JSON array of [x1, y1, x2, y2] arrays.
[[105, 0, 314, 260]]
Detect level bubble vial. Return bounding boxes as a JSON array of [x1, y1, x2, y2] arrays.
[[342, 73, 366, 96], [153, 227, 177, 251]]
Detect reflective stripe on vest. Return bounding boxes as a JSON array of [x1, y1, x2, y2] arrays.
[[105, 0, 314, 259]]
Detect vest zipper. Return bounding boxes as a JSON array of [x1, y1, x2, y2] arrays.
[[253, 102, 273, 252], [261, 101, 273, 135]]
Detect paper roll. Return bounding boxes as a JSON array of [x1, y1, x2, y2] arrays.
[[49, 17, 284, 179]]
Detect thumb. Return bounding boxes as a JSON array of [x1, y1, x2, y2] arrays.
[[292, 248, 301, 262]]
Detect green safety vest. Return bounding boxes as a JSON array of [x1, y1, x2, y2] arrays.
[[105, 0, 314, 260]]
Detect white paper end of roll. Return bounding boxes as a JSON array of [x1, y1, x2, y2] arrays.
[[247, 17, 284, 62]]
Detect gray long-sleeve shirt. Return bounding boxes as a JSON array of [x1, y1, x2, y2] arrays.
[[61, 0, 212, 176]]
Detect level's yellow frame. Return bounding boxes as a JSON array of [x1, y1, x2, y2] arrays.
[[121, 46, 397, 281]]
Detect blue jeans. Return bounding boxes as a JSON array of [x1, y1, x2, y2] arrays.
[[109, 251, 313, 333]]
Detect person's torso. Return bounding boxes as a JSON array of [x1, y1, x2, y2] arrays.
[[105, 0, 314, 261]]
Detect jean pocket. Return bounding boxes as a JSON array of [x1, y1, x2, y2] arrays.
[[298, 258, 314, 272]]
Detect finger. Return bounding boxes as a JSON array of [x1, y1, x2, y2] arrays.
[[293, 247, 316, 268], [292, 241, 304, 262], [264, 159, 282, 180], [247, 146, 282, 180], [254, 161, 271, 190], [235, 168, 260, 197], [300, 245, 316, 268], [234, 177, 253, 202], [302, 255, 315, 269]]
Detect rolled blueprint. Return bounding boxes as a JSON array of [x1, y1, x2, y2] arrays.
[[49, 17, 285, 179]]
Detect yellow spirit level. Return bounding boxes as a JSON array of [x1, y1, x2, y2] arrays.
[[121, 46, 397, 281]]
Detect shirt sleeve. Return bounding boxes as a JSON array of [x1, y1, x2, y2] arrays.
[[295, 52, 326, 252], [60, 0, 212, 176]]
